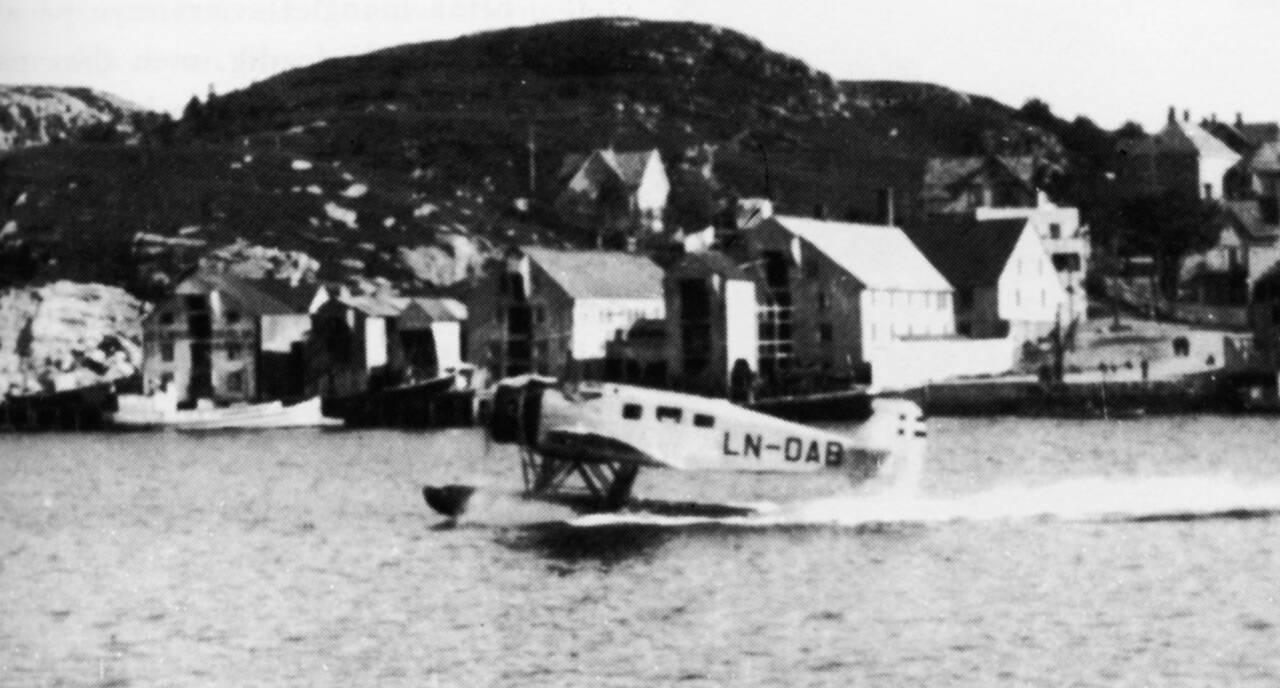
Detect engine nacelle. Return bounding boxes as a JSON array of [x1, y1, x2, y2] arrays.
[[487, 376, 549, 445]]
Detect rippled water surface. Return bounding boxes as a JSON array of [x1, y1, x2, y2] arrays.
[[3, 416, 1280, 686]]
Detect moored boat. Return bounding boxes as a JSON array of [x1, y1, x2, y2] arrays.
[[110, 385, 341, 430]]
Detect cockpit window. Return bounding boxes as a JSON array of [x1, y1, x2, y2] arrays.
[[622, 403, 642, 420], [693, 414, 715, 428], [655, 406, 682, 423]]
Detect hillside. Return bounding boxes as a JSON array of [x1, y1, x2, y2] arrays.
[[197, 18, 1067, 216], [0, 85, 149, 151], [0, 17, 1095, 294]]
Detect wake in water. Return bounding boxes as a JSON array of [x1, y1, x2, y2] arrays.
[[569, 474, 1280, 529]]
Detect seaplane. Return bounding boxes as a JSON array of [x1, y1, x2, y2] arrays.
[[422, 376, 928, 520]]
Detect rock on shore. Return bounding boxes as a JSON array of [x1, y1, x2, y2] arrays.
[[0, 282, 146, 396]]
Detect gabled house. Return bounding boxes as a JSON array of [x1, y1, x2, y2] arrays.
[[554, 148, 669, 243], [735, 216, 956, 385], [467, 247, 665, 380], [976, 191, 1090, 325], [1117, 107, 1241, 201], [920, 155, 1056, 215], [142, 272, 332, 404], [308, 293, 467, 397], [1179, 200, 1280, 305], [904, 216, 1067, 343], [1248, 142, 1280, 206]]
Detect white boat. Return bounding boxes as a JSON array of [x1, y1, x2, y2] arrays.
[[110, 385, 342, 430]]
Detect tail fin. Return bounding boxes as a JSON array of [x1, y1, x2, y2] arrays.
[[848, 398, 927, 495]]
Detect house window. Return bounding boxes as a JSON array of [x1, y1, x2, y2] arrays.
[[161, 340, 175, 362], [534, 306, 546, 324], [655, 406, 682, 423], [622, 403, 642, 420], [693, 413, 715, 428], [159, 312, 175, 326], [817, 291, 828, 312], [818, 323, 833, 343], [226, 370, 246, 393], [227, 342, 243, 360], [226, 310, 241, 325], [939, 293, 950, 310], [1049, 223, 1061, 239]]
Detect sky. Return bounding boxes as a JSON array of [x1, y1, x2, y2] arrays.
[[3, 0, 1279, 131]]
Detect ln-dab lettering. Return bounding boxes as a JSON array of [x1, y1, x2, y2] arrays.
[[722, 433, 845, 467]]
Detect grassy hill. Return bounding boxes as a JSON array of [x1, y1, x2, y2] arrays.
[[1, 17, 1105, 295]]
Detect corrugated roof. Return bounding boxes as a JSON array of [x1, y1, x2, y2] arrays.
[[176, 273, 315, 315], [523, 247, 664, 300], [404, 297, 467, 322], [766, 216, 952, 291], [903, 216, 1028, 288], [673, 250, 753, 281], [340, 294, 405, 318]]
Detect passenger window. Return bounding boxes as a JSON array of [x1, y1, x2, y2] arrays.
[[622, 404, 642, 420], [655, 406, 682, 423], [693, 414, 715, 428]]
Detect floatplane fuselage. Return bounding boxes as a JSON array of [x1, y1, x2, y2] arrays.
[[422, 377, 927, 518]]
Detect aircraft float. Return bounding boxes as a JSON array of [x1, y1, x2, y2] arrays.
[[422, 376, 927, 520]]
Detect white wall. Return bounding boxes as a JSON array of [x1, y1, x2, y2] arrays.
[[636, 150, 670, 212], [431, 321, 463, 370], [724, 279, 759, 378], [865, 336, 1018, 391], [997, 227, 1068, 341], [261, 314, 311, 354], [571, 298, 666, 361], [364, 316, 387, 368], [859, 288, 955, 345]]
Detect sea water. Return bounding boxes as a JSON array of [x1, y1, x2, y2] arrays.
[[1, 416, 1278, 686]]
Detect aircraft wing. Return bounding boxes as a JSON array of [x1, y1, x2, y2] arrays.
[[539, 427, 676, 469]]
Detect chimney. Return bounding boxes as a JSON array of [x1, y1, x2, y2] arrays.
[[1237, 112, 1244, 127], [1168, 106, 1176, 124], [1183, 109, 1190, 122], [877, 187, 896, 226]]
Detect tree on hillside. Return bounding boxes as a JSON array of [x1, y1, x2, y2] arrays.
[[1117, 191, 1221, 298]]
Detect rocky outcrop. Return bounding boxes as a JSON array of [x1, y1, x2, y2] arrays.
[[0, 282, 146, 396], [0, 85, 147, 151]]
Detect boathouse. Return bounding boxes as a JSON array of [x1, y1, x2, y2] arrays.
[[142, 273, 332, 404], [467, 247, 665, 380]]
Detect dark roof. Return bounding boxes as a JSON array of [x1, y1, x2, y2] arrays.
[[902, 216, 1028, 288], [175, 272, 317, 315], [560, 148, 660, 191], [523, 247, 664, 300], [671, 250, 752, 280], [1117, 121, 1198, 156], [1222, 199, 1280, 241], [1207, 120, 1280, 154], [1251, 142, 1280, 174]]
